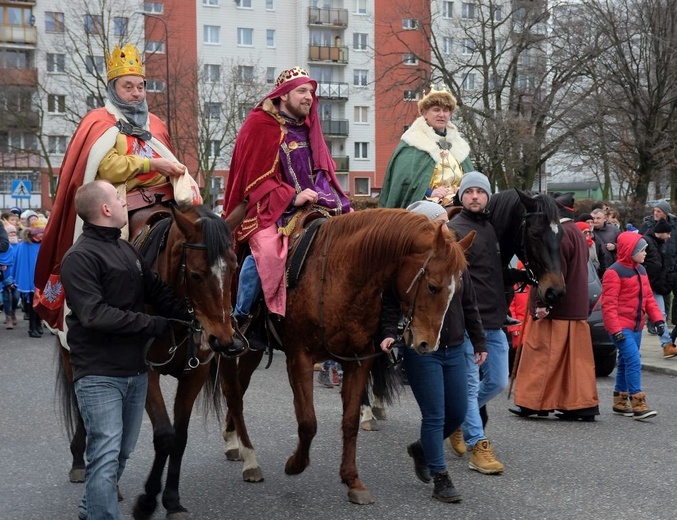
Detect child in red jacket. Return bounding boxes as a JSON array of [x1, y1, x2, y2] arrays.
[[602, 232, 663, 420]]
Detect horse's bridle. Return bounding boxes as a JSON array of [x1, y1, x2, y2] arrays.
[[518, 211, 547, 287]]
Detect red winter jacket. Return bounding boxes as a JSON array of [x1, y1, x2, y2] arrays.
[[602, 231, 663, 334]]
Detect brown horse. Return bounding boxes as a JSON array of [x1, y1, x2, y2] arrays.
[[219, 208, 473, 505], [56, 204, 244, 520]]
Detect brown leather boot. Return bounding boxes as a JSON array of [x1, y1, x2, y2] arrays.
[[612, 391, 633, 417], [630, 392, 657, 420]]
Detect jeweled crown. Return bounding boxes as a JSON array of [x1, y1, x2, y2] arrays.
[[105, 43, 145, 82], [275, 66, 311, 87]]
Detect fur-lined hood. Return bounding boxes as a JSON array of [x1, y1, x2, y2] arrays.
[[401, 116, 471, 165]]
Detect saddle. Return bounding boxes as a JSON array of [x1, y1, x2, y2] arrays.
[[285, 209, 327, 289], [128, 184, 175, 245]]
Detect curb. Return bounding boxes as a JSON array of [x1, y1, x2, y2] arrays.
[[642, 364, 677, 377]]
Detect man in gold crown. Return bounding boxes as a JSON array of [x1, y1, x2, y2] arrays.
[[35, 43, 189, 334], [379, 85, 474, 209], [224, 66, 351, 348]]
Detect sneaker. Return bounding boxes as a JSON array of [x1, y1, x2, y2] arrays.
[[406, 440, 431, 483], [448, 428, 466, 457], [662, 343, 677, 358], [317, 370, 334, 388], [612, 391, 633, 417], [468, 439, 504, 475], [431, 471, 462, 503]]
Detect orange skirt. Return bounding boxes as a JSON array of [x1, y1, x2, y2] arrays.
[[514, 319, 599, 412]]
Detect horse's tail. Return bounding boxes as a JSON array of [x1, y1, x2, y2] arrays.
[[199, 357, 224, 422], [54, 339, 79, 439], [369, 351, 404, 406]]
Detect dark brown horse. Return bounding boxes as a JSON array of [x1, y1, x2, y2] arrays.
[[219, 208, 473, 505], [57, 204, 244, 520]]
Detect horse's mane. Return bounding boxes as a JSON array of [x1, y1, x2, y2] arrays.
[[319, 208, 437, 269], [488, 189, 559, 227], [176, 204, 233, 266]]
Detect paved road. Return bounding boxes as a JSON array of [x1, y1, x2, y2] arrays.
[[2, 325, 677, 520]]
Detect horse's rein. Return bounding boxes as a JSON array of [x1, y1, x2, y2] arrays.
[[519, 211, 546, 286]]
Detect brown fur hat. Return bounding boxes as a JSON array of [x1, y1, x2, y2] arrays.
[[417, 87, 457, 114]]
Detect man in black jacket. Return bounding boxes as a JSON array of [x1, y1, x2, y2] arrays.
[[61, 180, 188, 520]]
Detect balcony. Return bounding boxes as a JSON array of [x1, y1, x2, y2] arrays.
[[332, 156, 349, 171], [0, 152, 40, 169], [0, 68, 37, 86], [308, 45, 348, 64], [317, 82, 349, 100], [308, 7, 348, 27], [321, 119, 348, 137], [0, 109, 40, 131], [0, 25, 37, 45]]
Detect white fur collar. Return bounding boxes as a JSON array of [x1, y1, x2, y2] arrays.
[[401, 116, 470, 164]]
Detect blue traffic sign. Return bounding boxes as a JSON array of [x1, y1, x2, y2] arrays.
[[11, 180, 32, 199]]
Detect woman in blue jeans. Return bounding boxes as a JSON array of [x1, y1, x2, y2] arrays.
[[380, 201, 487, 503]]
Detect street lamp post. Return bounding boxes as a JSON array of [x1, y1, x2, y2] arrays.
[[137, 12, 171, 134]]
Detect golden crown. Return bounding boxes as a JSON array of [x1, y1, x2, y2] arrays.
[[275, 66, 311, 87], [105, 43, 145, 82]]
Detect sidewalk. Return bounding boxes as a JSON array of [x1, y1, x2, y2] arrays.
[[640, 329, 677, 377]]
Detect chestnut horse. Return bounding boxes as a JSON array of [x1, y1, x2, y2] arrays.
[[219, 208, 473, 505], [56, 204, 244, 520]]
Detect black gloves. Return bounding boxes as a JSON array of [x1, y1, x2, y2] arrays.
[[655, 321, 666, 337], [612, 331, 625, 343]]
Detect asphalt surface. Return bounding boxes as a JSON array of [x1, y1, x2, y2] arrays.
[[2, 320, 677, 520]]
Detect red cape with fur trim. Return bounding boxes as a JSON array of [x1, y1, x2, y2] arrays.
[[34, 108, 170, 327]]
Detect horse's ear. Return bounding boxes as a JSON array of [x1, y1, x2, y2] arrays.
[[515, 188, 537, 212], [457, 230, 475, 252], [170, 205, 197, 238], [447, 206, 462, 219], [224, 200, 246, 232]]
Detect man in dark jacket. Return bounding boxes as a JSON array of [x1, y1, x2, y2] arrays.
[[448, 171, 507, 475], [60, 180, 188, 520], [591, 208, 620, 267], [642, 220, 677, 357]]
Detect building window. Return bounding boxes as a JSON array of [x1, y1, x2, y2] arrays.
[[354, 142, 368, 159], [462, 38, 475, 55], [145, 40, 165, 53], [403, 90, 417, 101], [462, 2, 476, 20], [204, 64, 221, 82], [85, 55, 105, 75], [354, 177, 370, 195], [266, 67, 276, 84], [113, 17, 128, 37], [146, 80, 165, 92], [5, 6, 31, 26], [144, 2, 164, 14], [204, 25, 220, 44], [354, 106, 368, 124], [45, 12, 65, 33], [443, 37, 453, 55], [0, 49, 29, 68], [266, 0, 275, 10], [235, 0, 252, 7], [238, 65, 254, 82], [47, 53, 65, 73], [353, 69, 368, 86], [204, 102, 221, 119], [47, 94, 66, 114], [237, 28, 253, 46], [48, 136, 68, 154], [208, 140, 221, 157], [84, 14, 103, 34], [443, 1, 453, 18], [402, 18, 419, 30], [266, 29, 276, 48], [353, 33, 367, 50], [403, 53, 418, 65], [354, 0, 367, 14], [462, 73, 476, 90], [492, 5, 502, 20], [86, 95, 103, 110], [517, 74, 535, 91], [203, 0, 219, 5]]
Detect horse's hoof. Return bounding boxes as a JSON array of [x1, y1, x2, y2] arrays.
[[69, 468, 85, 483], [243, 466, 264, 482], [167, 511, 191, 520], [284, 456, 308, 475], [360, 420, 380, 431], [372, 407, 387, 421], [348, 489, 375, 505], [225, 448, 242, 461], [132, 494, 157, 520]]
